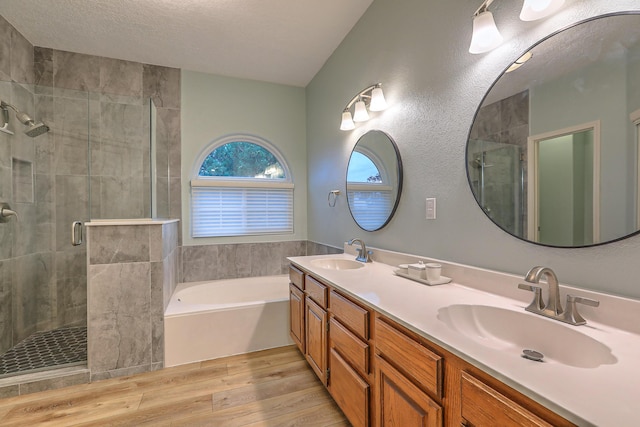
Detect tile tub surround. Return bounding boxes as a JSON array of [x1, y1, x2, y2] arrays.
[[289, 246, 640, 427], [181, 240, 342, 283], [86, 220, 179, 381]]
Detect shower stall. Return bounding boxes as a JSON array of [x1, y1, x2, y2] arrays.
[[0, 79, 160, 380], [468, 139, 526, 239]]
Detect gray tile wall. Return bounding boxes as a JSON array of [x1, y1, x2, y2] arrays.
[[87, 221, 178, 380], [0, 15, 55, 353], [33, 46, 181, 223], [181, 240, 342, 283]]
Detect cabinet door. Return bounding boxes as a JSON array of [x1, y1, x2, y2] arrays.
[[460, 371, 553, 427], [289, 283, 305, 353], [375, 355, 442, 427], [305, 296, 328, 384], [329, 348, 369, 427]]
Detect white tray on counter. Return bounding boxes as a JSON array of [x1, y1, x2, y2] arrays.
[[393, 269, 452, 286]]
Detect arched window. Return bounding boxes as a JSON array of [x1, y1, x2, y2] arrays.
[[191, 134, 293, 237]]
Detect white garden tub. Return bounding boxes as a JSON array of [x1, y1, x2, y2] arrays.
[[164, 274, 293, 366]]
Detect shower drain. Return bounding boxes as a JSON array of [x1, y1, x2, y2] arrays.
[[522, 349, 544, 362]]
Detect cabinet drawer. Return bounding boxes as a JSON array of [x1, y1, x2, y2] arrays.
[[330, 318, 369, 375], [461, 372, 553, 427], [289, 265, 304, 290], [305, 275, 328, 308], [375, 317, 442, 399], [330, 290, 369, 340], [330, 348, 370, 427]]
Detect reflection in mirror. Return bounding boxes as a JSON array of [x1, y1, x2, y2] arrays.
[[467, 13, 640, 247], [347, 130, 403, 231]]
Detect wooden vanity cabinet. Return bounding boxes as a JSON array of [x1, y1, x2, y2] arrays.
[[459, 371, 553, 427], [376, 355, 443, 427], [375, 316, 443, 427], [304, 275, 329, 385], [288, 266, 576, 427], [288, 266, 305, 353], [328, 290, 373, 427], [305, 296, 328, 385]]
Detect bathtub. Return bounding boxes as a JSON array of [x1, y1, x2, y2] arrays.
[[164, 274, 293, 367]]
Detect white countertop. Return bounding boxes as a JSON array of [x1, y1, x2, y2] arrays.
[[288, 252, 640, 427]]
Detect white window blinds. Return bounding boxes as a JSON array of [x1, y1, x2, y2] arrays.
[[347, 184, 393, 231], [191, 181, 294, 237]]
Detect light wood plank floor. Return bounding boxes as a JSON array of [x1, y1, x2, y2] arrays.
[[0, 346, 349, 426]]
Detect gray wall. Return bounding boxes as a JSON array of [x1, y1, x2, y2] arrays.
[[306, 0, 640, 299]]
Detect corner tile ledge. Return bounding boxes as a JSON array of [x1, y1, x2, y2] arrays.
[[86, 219, 180, 226]]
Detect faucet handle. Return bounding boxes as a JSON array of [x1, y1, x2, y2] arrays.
[[518, 283, 545, 313], [562, 294, 600, 325], [568, 295, 600, 307]]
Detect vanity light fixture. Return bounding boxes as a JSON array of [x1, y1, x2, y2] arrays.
[[469, 0, 565, 54], [469, 1, 503, 54], [340, 84, 388, 131], [520, 0, 565, 21]]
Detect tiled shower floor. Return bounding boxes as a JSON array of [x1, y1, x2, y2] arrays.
[[0, 327, 87, 378]]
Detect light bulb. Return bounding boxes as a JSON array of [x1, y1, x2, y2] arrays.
[[340, 110, 355, 131], [520, 0, 564, 21], [353, 100, 369, 122], [469, 11, 503, 54], [369, 87, 388, 111]]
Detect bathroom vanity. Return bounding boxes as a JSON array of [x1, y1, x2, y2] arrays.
[[288, 248, 640, 427]]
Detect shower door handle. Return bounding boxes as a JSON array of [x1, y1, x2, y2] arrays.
[[71, 221, 83, 246]]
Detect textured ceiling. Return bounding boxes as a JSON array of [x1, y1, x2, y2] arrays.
[[0, 0, 373, 87]]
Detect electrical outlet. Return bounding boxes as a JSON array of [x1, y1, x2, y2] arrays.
[[426, 198, 436, 219]]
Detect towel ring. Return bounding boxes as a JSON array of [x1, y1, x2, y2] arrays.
[[328, 190, 340, 207]]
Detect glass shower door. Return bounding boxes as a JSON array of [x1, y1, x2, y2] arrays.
[[0, 82, 89, 378], [469, 140, 525, 239]]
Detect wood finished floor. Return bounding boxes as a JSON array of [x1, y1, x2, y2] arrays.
[[0, 346, 349, 426]]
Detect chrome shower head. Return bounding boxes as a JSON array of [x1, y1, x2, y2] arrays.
[[24, 121, 50, 137], [14, 110, 50, 137], [0, 100, 50, 138]]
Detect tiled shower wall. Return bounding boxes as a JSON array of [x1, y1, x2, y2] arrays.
[[0, 15, 53, 355], [33, 47, 182, 223], [0, 12, 181, 358], [86, 221, 179, 380]]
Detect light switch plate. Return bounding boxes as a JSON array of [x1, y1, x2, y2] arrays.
[[426, 198, 436, 219]]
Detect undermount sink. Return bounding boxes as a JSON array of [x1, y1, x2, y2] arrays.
[[310, 258, 365, 270], [437, 304, 616, 368]]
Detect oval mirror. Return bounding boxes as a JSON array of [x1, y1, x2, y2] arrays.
[[347, 130, 403, 231], [467, 13, 640, 248]]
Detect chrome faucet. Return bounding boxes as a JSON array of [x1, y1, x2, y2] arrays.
[[518, 266, 599, 326], [348, 238, 372, 263], [525, 266, 563, 316]]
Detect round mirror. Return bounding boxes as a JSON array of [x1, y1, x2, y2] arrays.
[[347, 130, 403, 231], [467, 13, 640, 248]]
